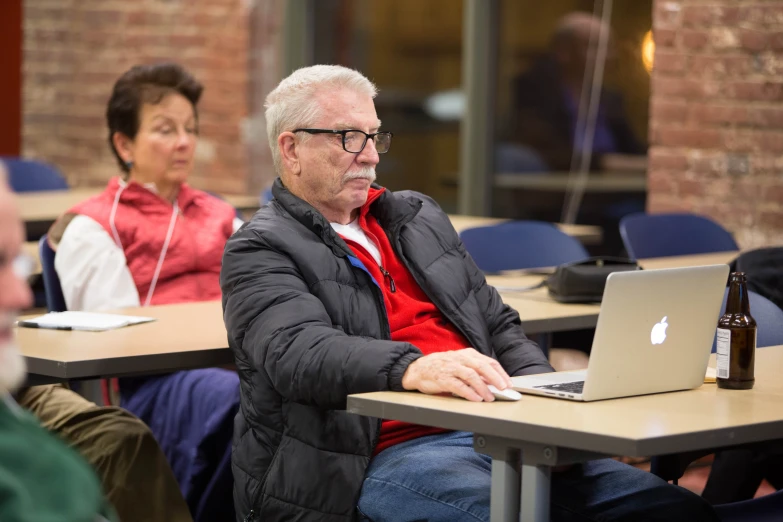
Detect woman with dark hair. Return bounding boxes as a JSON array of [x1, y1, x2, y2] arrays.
[[45, 62, 240, 522]]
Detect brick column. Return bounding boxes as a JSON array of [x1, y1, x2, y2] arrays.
[[648, 0, 783, 248]]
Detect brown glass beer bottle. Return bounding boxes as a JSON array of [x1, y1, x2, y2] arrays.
[[716, 272, 756, 390]]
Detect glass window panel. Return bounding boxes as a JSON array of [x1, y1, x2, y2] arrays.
[[312, 0, 463, 211], [493, 0, 651, 254]]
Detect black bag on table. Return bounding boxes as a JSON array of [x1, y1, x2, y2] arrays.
[[546, 257, 641, 303]]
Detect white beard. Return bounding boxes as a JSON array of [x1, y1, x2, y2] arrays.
[[0, 341, 26, 394]]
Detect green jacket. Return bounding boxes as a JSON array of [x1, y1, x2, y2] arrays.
[[0, 395, 116, 522]]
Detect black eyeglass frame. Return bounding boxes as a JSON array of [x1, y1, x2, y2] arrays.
[[292, 128, 393, 154]]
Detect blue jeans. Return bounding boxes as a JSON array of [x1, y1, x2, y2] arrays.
[[358, 431, 718, 522]]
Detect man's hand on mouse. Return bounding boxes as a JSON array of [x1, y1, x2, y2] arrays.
[[401, 348, 513, 402]]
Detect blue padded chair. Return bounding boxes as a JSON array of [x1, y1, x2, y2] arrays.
[[460, 221, 589, 273], [40, 234, 118, 404], [460, 221, 591, 359], [712, 289, 783, 352], [619, 212, 739, 260], [260, 186, 273, 205], [3, 157, 68, 192], [38, 234, 67, 312]]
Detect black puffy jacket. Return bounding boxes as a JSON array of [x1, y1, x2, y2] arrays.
[[220, 178, 553, 521]]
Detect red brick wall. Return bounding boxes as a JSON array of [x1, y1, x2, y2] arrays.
[[22, 1, 281, 195], [248, 0, 284, 196], [649, 0, 783, 248]]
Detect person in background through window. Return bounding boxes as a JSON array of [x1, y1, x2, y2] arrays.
[[501, 12, 645, 173]]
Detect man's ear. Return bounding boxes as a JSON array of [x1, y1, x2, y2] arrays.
[[112, 132, 135, 164], [278, 132, 301, 176]]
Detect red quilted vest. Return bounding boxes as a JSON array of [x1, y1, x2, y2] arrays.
[[67, 177, 236, 306]]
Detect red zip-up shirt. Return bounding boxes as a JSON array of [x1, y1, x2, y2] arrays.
[[336, 188, 471, 455]]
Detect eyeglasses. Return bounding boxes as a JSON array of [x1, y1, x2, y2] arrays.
[[292, 129, 393, 154]]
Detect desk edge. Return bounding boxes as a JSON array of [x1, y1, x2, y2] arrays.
[[347, 395, 783, 457], [25, 348, 233, 380]]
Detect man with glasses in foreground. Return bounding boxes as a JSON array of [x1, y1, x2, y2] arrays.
[[221, 65, 718, 521]]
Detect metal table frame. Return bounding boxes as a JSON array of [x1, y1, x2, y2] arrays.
[[475, 435, 609, 522]]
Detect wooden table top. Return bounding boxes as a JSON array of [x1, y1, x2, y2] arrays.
[[16, 188, 95, 223], [218, 193, 262, 211], [638, 251, 740, 271], [480, 251, 743, 335], [18, 273, 601, 379], [17, 300, 233, 380], [348, 347, 783, 457], [14, 189, 603, 247], [494, 172, 647, 193], [19, 240, 743, 380], [486, 273, 600, 334]]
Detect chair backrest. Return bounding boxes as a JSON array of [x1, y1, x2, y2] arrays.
[[460, 221, 589, 273], [734, 247, 783, 312], [2, 157, 68, 192], [260, 187, 273, 205], [38, 234, 67, 312], [619, 212, 738, 260], [711, 288, 783, 352]]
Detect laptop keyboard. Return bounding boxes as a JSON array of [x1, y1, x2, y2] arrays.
[[534, 381, 585, 394]]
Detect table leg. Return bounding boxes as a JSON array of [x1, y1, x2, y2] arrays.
[[520, 462, 551, 522], [476, 436, 520, 522], [477, 436, 610, 522], [490, 449, 520, 522]]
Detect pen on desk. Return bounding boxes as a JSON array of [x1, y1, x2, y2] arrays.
[[16, 321, 73, 331]]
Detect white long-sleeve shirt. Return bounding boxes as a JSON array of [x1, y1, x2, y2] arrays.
[[330, 218, 381, 265]]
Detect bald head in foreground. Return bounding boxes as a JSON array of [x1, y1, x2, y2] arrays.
[[0, 163, 31, 392], [0, 162, 116, 521]]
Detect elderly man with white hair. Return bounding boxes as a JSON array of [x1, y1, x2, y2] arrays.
[[221, 65, 718, 522]]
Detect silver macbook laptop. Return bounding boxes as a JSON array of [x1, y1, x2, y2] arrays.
[[512, 265, 729, 402]]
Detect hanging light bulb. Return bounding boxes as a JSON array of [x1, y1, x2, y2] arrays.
[[642, 29, 655, 73]]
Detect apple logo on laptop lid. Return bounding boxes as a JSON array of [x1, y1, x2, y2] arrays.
[[651, 316, 668, 345]]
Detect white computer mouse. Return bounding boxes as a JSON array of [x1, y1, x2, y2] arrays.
[[487, 385, 522, 401]]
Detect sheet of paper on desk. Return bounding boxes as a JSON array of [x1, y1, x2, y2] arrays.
[[18, 311, 155, 332], [704, 366, 717, 384]]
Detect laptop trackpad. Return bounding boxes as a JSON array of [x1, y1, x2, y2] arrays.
[[511, 370, 588, 389]]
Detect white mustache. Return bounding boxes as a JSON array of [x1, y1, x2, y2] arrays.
[[342, 168, 376, 185]]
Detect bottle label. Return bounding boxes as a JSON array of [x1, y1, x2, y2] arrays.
[[716, 328, 731, 379]]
